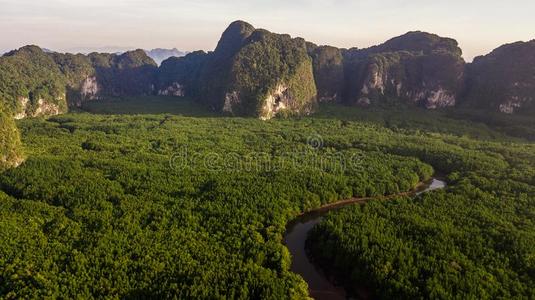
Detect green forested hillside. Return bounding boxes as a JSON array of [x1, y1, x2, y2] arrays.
[[89, 50, 158, 97], [307, 45, 344, 102], [464, 40, 535, 113], [0, 101, 534, 298], [0, 46, 68, 116], [156, 51, 208, 97], [196, 21, 317, 118], [0, 109, 23, 170], [0, 46, 158, 116], [342, 31, 465, 109], [226, 29, 317, 118]]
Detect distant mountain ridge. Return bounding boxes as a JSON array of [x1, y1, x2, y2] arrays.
[[0, 21, 534, 121], [155, 21, 535, 117], [1, 20, 535, 169], [145, 48, 187, 65], [31, 47, 187, 66], [157, 21, 465, 118]]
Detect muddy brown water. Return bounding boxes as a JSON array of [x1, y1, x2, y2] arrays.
[[284, 178, 447, 300]]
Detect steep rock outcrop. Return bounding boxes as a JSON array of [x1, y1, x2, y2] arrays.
[[50, 52, 99, 106], [156, 51, 208, 97], [0, 109, 24, 170], [308, 45, 344, 102], [80, 76, 100, 101], [0, 46, 68, 117], [463, 40, 535, 114], [50, 49, 158, 107], [364, 31, 462, 56], [89, 50, 158, 98], [198, 21, 256, 110], [14, 96, 63, 119], [200, 21, 317, 119], [343, 32, 465, 108]]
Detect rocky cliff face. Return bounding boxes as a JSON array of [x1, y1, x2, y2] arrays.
[[156, 51, 208, 98], [0, 46, 158, 113], [0, 46, 69, 118], [50, 49, 158, 107], [80, 76, 101, 101], [88, 50, 158, 99], [2, 22, 534, 118], [14, 96, 63, 119], [198, 21, 256, 111], [200, 21, 317, 119], [0, 109, 24, 170], [308, 45, 344, 102], [342, 32, 465, 108], [50, 52, 98, 106], [463, 40, 535, 114]]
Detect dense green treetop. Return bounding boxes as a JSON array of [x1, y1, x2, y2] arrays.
[[1, 104, 535, 297]]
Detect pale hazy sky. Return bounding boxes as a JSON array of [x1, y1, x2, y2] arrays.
[[1, 0, 534, 61]]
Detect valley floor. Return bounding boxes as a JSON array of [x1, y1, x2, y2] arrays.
[[1, 98, 534, 298]]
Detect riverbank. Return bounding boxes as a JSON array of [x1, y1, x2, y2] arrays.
[[284, 178, 447, 300]]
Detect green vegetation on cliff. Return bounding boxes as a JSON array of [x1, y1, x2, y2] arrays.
[[196, 21, 317, 118], [0, 46, 158, 115], [342, 31, 465, 108], [464, 40, 535, 114], [0, 109, 23, 170], [88, 50, 158, 97], [156, 51, 208, 97], [198, 21, 256, 110], [308, 45, 344, 102], [227, 29, 317, 117], [369, 31, 463, 56], [0, 46, 68, 116]]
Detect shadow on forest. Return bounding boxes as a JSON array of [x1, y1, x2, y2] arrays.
[[80, 95, 224, 118]]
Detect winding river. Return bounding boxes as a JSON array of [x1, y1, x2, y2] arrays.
[[284, 178, 447, 300]]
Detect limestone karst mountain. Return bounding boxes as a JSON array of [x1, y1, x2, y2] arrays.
[[160, 21, 317, 119], [0, 45, 68, 119], [463, 40, 535, 114], [1, 21, 535, 126], [341, 31, 465, 109], [0, 46, 158, 112], [307, 44, 344, 103]]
